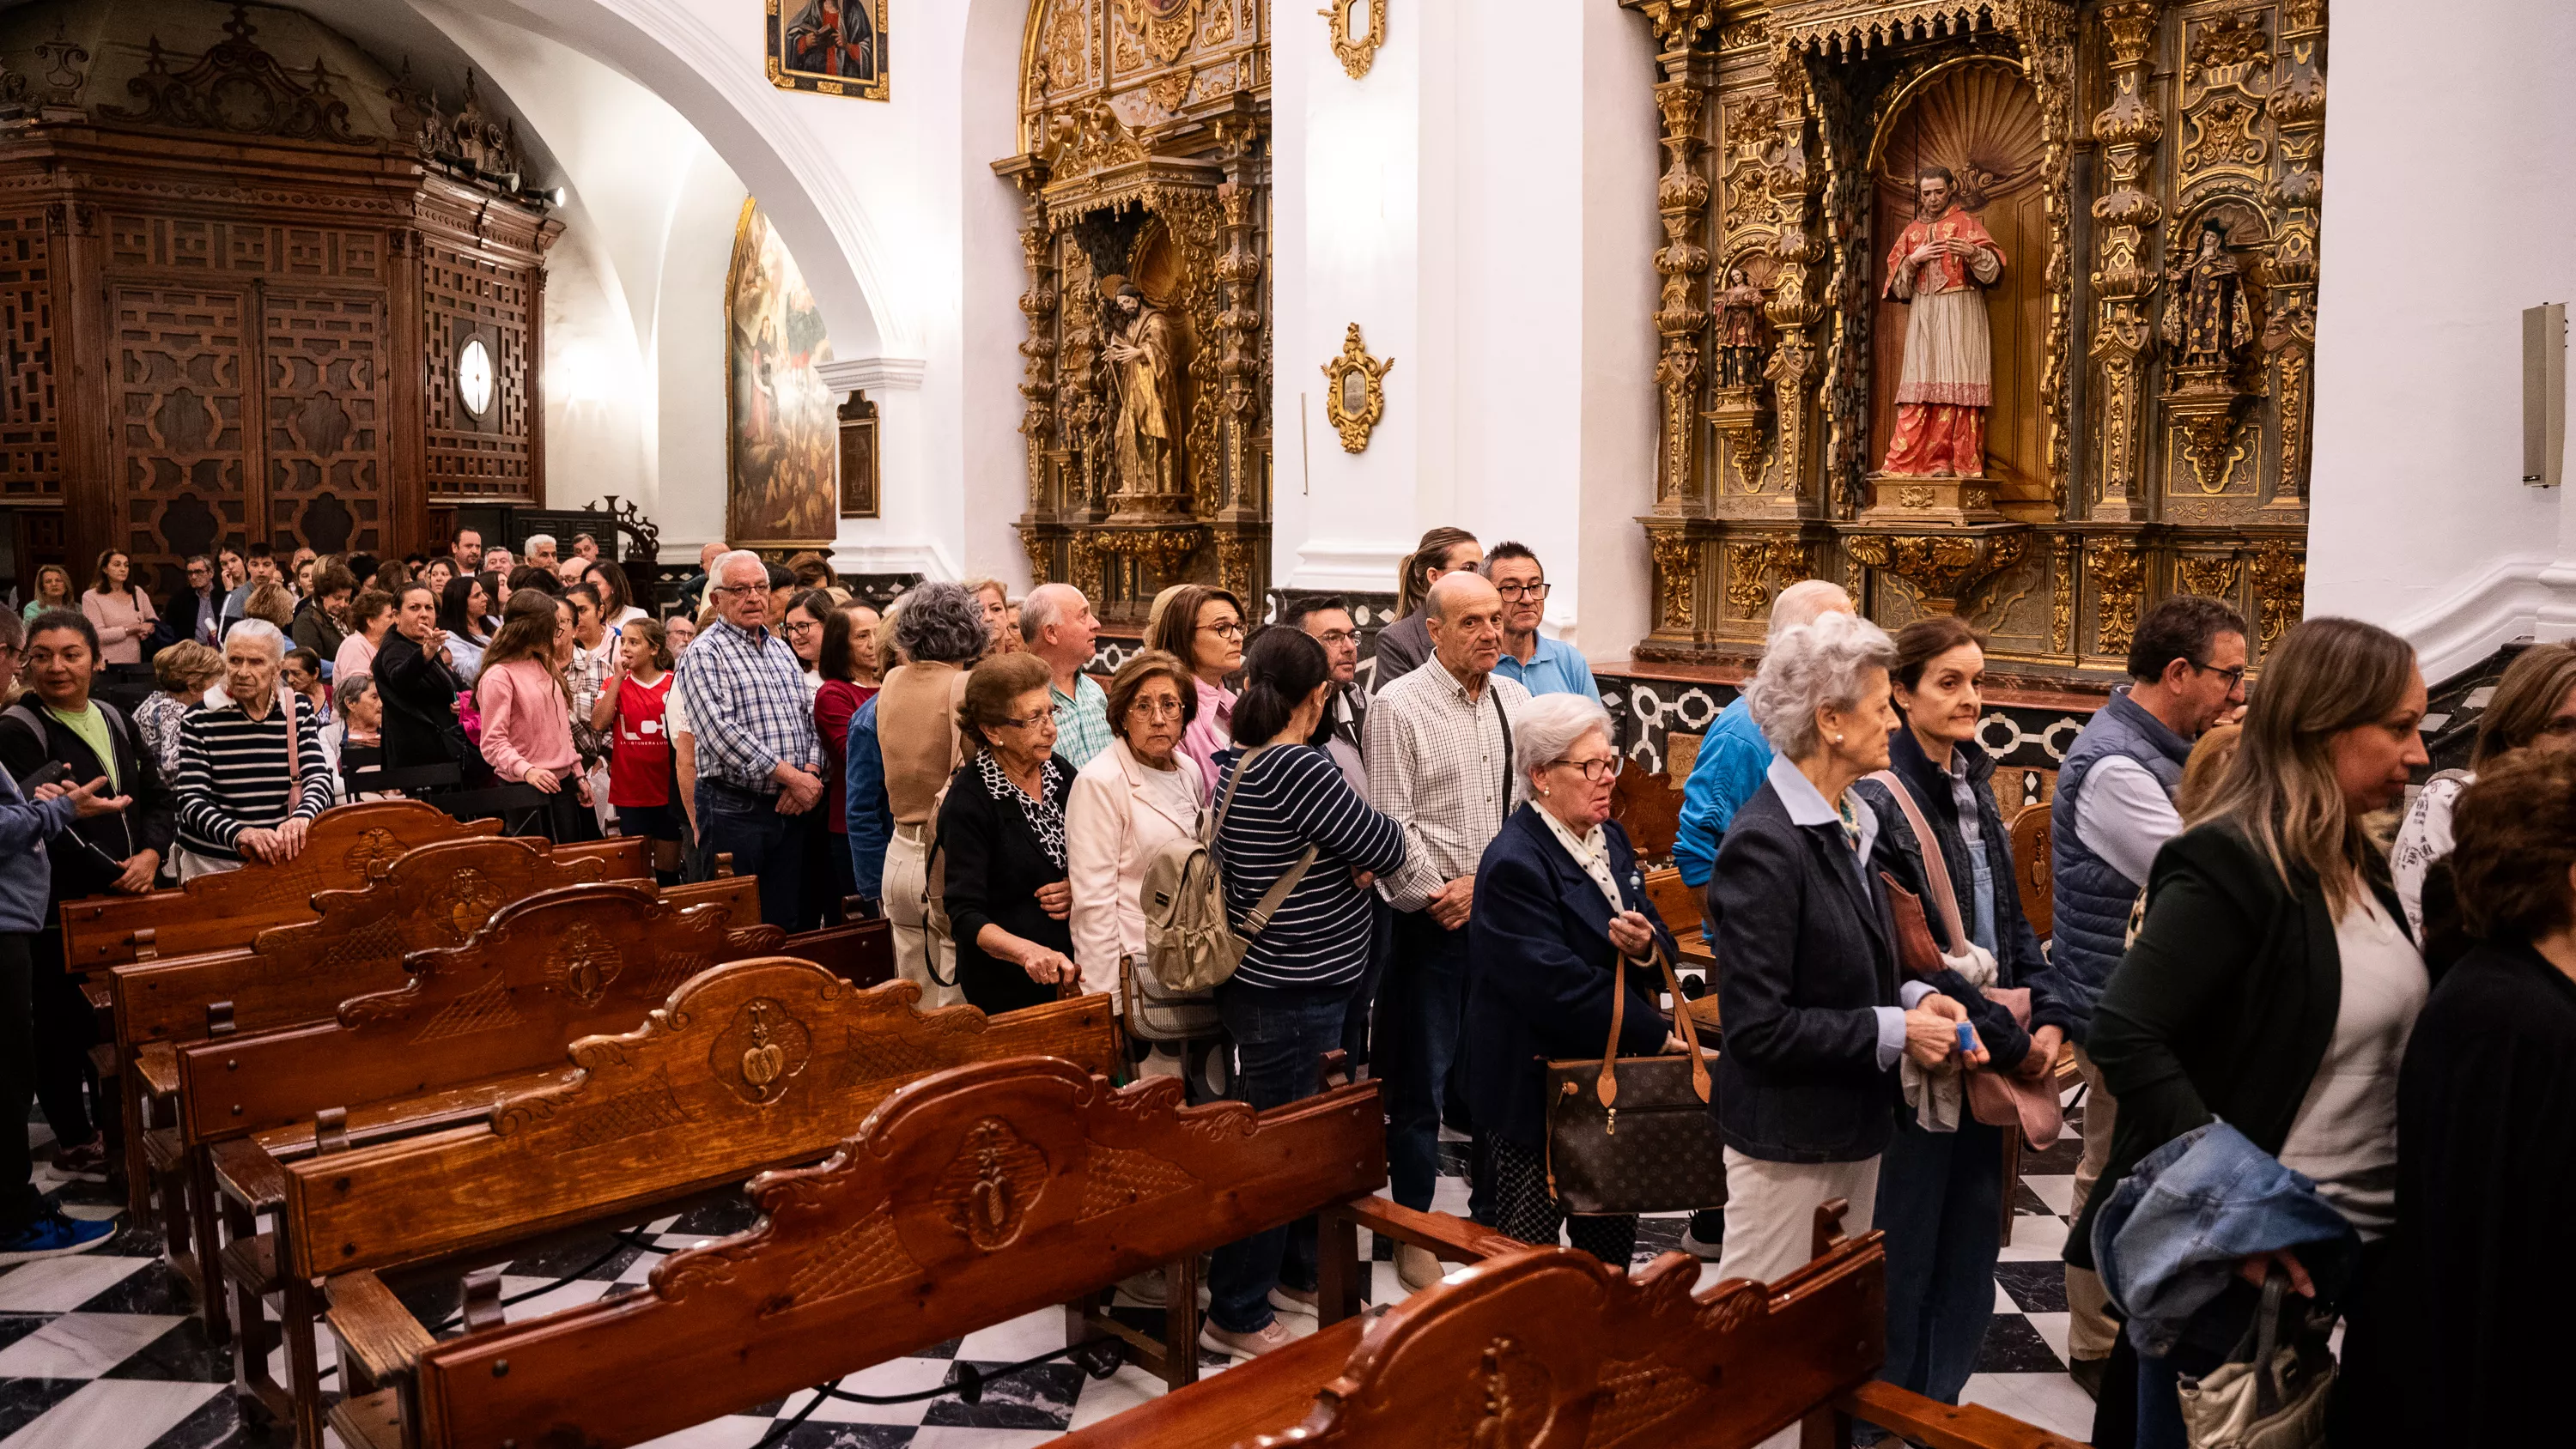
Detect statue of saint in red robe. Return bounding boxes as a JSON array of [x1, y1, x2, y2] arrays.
[[1880, 167, 2005, 477]]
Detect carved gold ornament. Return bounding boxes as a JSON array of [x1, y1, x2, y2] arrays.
[[1117, 0, 1208, 68], [1319, 0, 1388, 80], [1321, 323, 1394, 453]]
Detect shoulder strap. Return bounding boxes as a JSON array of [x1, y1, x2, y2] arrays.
[[1491, 685, 1514, 803], [1866, 769, 1967, 955], [1212, 743, 1320, 938]]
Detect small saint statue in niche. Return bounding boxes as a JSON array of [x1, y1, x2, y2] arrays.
[[1095, 275, 1184, 501], [1879, 165, 2005, 478], [1713, 267, 1768, 391], [2162, 219, 2257, 374]]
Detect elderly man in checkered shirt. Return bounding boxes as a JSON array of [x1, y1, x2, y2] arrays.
[[672, 549, 823, 931], [1364, 569, 1530, 1288]]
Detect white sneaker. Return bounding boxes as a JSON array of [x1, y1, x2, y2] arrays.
[[1198, 1318, 1295, 1358], [1395, 1244, 1443, 1291], [1267, 1283, 1318, 1317]]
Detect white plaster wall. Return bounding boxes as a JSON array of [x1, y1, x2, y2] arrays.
[[2306, 0, 2576, 682], [651, 151, 752, 555]]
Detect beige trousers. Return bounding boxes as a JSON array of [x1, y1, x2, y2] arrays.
[[1717, 1149, 1883, 1449], [2066, 1042, 2119, 1361], [883, 824, 960, 1009]]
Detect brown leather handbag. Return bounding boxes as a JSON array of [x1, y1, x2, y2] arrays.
[[1542, 945, 1729, 1216]]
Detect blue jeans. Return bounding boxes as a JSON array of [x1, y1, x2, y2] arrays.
[[1873, 1110, 2005, 1410], [696, 781, 805, 932], [1385, 910, 1469, 1215], [1206, 981, 1356, 1334]]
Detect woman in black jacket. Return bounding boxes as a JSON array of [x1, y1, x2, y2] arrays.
[[1855, 616, 2077, 1422], [371, 582, 472, 779], [936, 652, 1077, 1015], [1708, 610, 1975, 1298], [2081, 617, 2427, 1449], [1463, 691, 1680, 1269]]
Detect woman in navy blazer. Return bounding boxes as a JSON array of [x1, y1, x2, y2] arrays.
[[1464, 693, 1681, 1266]]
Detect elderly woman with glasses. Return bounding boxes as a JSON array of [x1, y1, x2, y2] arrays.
[[1066, 650, 1205, 997], [937, 652, 1078, 1015], [1461, 691, 1682, 1270]]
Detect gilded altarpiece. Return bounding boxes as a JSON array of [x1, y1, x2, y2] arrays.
[[1626, 0, 2321, 679], [998, 0, 1270, 627]]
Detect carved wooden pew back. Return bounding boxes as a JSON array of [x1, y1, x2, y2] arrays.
[[289, 966, 1122, 1284], [374, 1053, 1377, 1449]]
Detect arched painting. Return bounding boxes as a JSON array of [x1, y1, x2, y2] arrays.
[[725, 199, 840, 550], [1870, 60, 2050, 513]]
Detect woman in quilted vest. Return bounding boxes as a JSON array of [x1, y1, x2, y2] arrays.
[[1854, 616, 2076, 1429]]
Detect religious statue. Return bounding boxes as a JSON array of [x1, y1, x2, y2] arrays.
[[1713, 267, 1768, 391], [784, 0, 877, 80], [1096, 275, 1184, 500], [2162, 219, 2257, 373], [1879, 166, 2006, 478]]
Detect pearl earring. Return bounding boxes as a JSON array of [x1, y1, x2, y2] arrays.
[[1834, 734, 1845, 745]]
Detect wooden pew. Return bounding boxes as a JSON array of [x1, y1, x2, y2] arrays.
[[108, 836, 719, 1343], [185, 883, 883, 1434], [1048, 1232, 2080, 1449], [60, 799, 526, 973], [320, 1050, 1507, 1449]]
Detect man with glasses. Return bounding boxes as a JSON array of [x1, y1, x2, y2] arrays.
[[2048, 591, 2247, 1395], [672, 551, 823, 931], [1482, 542, 1600, 701], [168, 555, 223, 646], [1285, 596, 1368, 792], [1365, 572, 1531, 1287]]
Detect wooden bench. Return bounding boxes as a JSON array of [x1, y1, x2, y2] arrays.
[[1049, 1228, 2081, 1449], [107, 836, 708, 1343], [320, 1050, 1506, 1449]]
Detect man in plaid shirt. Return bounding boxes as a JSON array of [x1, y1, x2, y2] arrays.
[[672, 550, 823, 930]]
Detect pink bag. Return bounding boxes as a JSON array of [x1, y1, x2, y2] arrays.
[[458, 689, 483, 746]]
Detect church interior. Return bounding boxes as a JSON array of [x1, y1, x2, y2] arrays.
[[0, 0, 2560, 1444]]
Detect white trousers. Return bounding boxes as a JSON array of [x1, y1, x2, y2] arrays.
[[1716, 1148, 1884, 1449], [883, 824, 959, 1009]]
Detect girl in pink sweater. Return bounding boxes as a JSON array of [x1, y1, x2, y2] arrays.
[[475, 591, 587, 803]]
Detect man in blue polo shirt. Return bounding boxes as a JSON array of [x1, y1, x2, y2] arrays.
[[1485, 542, 1600, 702], [1670, 578, 1856, 889]]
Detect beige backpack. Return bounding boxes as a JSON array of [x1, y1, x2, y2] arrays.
[[1139, 743, 1316, 993]]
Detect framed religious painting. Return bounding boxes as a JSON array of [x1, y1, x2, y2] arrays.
[[725, 199, 841, 550], [767, 0, 889, 100], [838, 391, 880, 518]]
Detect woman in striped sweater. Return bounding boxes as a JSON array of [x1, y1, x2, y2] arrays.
[[1201, 627, 1406, 1360], [173, 621, 334, 879]]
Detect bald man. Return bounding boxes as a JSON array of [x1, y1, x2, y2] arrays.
[[1364, 571, 1531, 1285], [1019, 583, 1108, 770]]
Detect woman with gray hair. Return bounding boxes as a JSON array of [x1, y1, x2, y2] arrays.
[[1707, 609, 1976, 1313], [875, 581, 991, 1003], [1460, 690, 1686, 1268]]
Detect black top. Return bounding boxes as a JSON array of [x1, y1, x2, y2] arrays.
[[0, 698, 176, 907], [1210, 743, 1405, 990], [289, 601, 348, 665], [1462, 807, 1674, 1152], [372, 631, 471, 773], [2069, 821, 2417, 1270], [1856, 726, 2080, 1069], [2391, 938, 2576, 1443], [938, 754, 1076, 1016], [1707, 778, 1902, 1164]]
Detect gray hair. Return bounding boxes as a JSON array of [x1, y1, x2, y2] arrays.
[[334, 671, 375, 712], [1744, 609, 1896, 760], [1018, 582, 1086, 645], [524, 533, 556, 552], [891, 581, 989, 666], [1511, 692, 1614, 807], [710, 549, 767, 588], [223, 618, 288, 661], [1768, 579, 1855, 641]]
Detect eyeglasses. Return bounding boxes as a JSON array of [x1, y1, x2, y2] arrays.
[[714, 583, 770, 597], [1496, 582, 1552, 602], [1198, 621, 1246, 641], [781, 618, 818, 634], [993, 710, 1054, 731], [1551, 755, 1624, 783], [1128, 697, 1187, 720], [1311, 629, 1358, 646], [2186, 659, 2248, 689]]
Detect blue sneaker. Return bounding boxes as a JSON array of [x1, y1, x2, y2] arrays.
[[0, 1210, 115, 1264]]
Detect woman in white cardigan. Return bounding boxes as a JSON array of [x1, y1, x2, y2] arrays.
[[1066, 650, 1206, 994]]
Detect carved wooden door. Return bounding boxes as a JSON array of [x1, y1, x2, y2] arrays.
[[113, 284, 252, 576], [262, 289, 388, 560]]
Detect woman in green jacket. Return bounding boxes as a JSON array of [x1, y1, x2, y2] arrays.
[[2076, 617, 2427, 1449]]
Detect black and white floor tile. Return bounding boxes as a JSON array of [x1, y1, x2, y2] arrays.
[[0, 1105, 2099, 1447]]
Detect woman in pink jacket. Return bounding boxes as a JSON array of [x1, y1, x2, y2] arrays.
[[78, 550, 159, 665], [475, 590, 594, 841]]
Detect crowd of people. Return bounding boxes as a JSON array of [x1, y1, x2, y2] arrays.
[[0, 522, 2560, 1444]]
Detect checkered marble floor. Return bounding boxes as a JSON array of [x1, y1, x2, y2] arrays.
[[0, 1105, 2100, 1448]]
